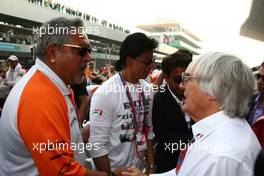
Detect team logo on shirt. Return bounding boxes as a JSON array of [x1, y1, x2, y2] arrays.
[[92, 109, 103, 117], [70, 107, 75, 113]]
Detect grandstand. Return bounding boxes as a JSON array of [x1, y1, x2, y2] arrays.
[[137, 23, 202, 56], [0, 0, 130, 68], [0, 0, 201, 69]]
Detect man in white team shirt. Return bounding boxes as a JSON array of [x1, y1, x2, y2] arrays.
[[89, 33, 159, 175], [122, 52, 261, 176]]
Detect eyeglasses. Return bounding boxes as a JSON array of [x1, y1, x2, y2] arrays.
[[181, 72, 199, 85], [62, 44, 92, 57], [136, 57, 156, 66], [255, 73, 264, 81], [174, 75, 182, 84]]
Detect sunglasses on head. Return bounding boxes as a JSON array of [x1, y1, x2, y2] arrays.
[[255, 73, 264, 81], [62, 44, 92, 57], [174, 75, 182, 84]]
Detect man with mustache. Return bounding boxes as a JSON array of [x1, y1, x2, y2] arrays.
[[0, 17, 107, 176]]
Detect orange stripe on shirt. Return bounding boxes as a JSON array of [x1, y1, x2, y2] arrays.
[[17, 70, 86, 176]]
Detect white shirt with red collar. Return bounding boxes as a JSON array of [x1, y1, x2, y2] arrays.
[[151, 111, 261, 176]]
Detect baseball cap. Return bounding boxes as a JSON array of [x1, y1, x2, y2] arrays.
[[7, 55, 18, 61]]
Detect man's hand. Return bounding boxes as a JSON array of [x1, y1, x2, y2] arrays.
[[112, 168, 131, 176], [85, 169, 108, 176], [121, 166, 146, 176]]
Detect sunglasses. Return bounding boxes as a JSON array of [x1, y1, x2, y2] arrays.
[[174, 75, 182, 84], [255, 73, 264, 81], [136, 57, 156, 66], [62, 44, 92, 57]]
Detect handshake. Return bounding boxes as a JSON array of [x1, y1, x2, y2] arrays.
[[112, 166, 148, 176]]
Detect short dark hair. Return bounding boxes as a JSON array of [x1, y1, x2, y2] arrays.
[[176, 49, 193, 59], [115, 32, 158, 71], [162, 52, 192, 76]]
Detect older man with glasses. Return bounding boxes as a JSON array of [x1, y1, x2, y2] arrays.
[[152, 52, 193, 173], [122, 52, 261, 176], [0, 17, 107, 176]]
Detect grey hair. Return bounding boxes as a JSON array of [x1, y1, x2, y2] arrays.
[[193, 52, 255, 118], [35, 17, 85, 60]]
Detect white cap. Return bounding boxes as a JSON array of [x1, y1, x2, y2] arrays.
[[7, 55, 18, 61]]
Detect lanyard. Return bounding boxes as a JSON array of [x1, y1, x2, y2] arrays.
[[119, 73, 146, 134], [119, 73, 151, 158]]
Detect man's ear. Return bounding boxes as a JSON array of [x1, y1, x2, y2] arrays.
[[46, 45, 58, 63], [126, 56, 133, 67], [208, 94, 217, 101]]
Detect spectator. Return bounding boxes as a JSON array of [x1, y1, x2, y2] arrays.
[[89, 32, 159, 175], [107, 65, 116, 79], [152, 52, 193, 173], [0, 17, 107, 176], [149, 64, 162, 83], [123, 52, 261, 176], [0, 68, 9, 115], [247, 61, 264, 126], [85, 62, 102, 85], [5, 55, 24, 87]]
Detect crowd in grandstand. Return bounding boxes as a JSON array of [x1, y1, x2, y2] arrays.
[[26, 0, 130, 34]]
